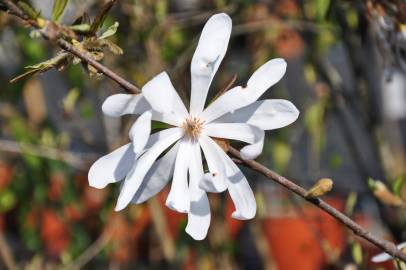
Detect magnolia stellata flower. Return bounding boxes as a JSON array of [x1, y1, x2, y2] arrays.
[[371, 242, 406, 263], [88, 13, 299, 240]]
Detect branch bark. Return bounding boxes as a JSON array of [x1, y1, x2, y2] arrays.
[[2, 0, 406, 263]]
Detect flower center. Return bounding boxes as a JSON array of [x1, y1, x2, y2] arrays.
[[182, 116, 204, 140]]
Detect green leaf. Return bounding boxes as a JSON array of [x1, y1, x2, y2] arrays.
[[98, 22, 119, 40], [17, 1, 40, 19], [0, 190, 16, 212], [345, 192, 357, 216], [10, 52, 70, 83], [316, 0, 330, 21], [393, 176, 405, 197], [352, 242, 363, 265], [90, 0, 117, 34], [52, 0, 69, 22]]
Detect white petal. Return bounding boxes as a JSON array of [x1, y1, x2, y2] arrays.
[[204, 123, 264, 160], [102, 94, 150, 117], [201, 59, 287, 123], [247, 58, 287, 93], [371, 242, 406, 263], [129, 110, 152, 155], [198, 135, 227, 192], [115, 128, 183, 211], [143, 72, 188, 126], [88, 143, 135, 189], [217, 146, 256, 219], [214, 99, 299, 130], [166, 140, 191, 213], [186, 142, 211, 240], [190, 13, 232, 115], [131, 142, 180, 204]]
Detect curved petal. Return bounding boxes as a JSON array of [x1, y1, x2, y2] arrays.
[[186, 141, 211, 240], [371, 242, 406, 263], [204, 123, 264, 160], [217, 146, 256, 219], [102, 94, 150, 117], [166, 139, 191, 213], [129, 110, 152, 155], [198, 135, 227, 192], [190, 13, 232, 115], [131, 142, 180, 204], [201, 59, 287, 123], [214, 99, 299, 130], [88, 143, 135, 189], [115, 128, 183, 211], [142, 72, 188, 117]]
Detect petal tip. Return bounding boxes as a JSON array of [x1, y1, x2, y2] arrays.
[[231, 210, 256, 220], [185, 227, 207, 241]]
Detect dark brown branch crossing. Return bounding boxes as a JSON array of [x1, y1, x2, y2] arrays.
[[1, 0, 406, 263]]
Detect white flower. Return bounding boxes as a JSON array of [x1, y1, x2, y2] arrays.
[[371, 242, 406, 263], [88, 13, 299, 240]]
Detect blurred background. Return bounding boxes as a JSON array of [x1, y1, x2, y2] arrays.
[[0, 0, 405, 269]]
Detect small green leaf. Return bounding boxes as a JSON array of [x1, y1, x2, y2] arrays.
[[90, 0, 117, 34], [345, 192, 357, 216], [0, 190, 16, 212], [10, 52, 70, 83], [17, 1, 40, 19], [99, 22, 119, 40], [316, 0, 330, 21], [352, 242, 363, 265], [393, 176, 405, 197], [52, 0, 69, 22]]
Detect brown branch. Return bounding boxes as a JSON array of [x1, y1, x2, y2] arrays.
[[227, 147, 406, 262], [1, 0, 140, 94], [2, 0, 406, 263]]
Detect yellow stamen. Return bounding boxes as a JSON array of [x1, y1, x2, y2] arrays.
[[182, 116, 204, 140]]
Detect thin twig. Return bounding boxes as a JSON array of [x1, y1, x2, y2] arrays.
[[62, 232, 110, 270], [2, 1, 406, 263], [1, 0, 140, 94], [0, 139, 97, 170], [212, 74, 237, 101]]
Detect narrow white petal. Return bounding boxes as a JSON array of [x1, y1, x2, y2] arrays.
[[215, 99, 299, 130], [204, 123, 264, 160], [247, 58, 287, 93], [198, 135, 227, 192], [102, 94, 150, 117], [186, 142, 211, 240], [88, 143, 135, 189], [166, 140, 191, 213], [190, 13, 232, 115], [142, 72, 174, 113], [371, 242, 406, 263], [115, 128, 183, 211], [201, 59, 287, 123], [217, 147, 256, 219], [131, 142, 180, 204], [129, 110, 152, 155]]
